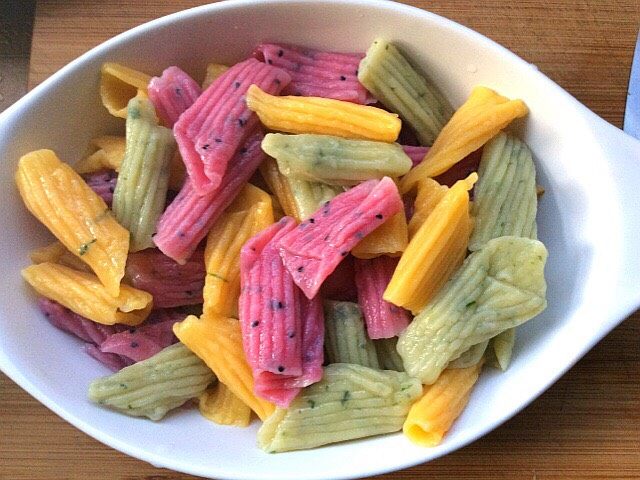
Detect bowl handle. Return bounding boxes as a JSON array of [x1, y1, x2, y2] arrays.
[[592, 118, 640, 319]]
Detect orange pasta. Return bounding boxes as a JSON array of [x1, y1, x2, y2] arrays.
[[351, 211, 408, 259], [199, 383, 252, 427], [100, 63, 152, 118]]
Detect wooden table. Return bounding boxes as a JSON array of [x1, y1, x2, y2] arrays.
[[2, 1, 640, 478]]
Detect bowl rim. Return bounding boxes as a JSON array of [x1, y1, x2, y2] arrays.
[[2, 1, 640, 479]]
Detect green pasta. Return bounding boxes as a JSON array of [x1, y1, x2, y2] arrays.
[[397, 236, 548, 384], [112, 96, 175, 251], [287, 176, 343, 220], [448, 340, 489, 369], [262, 133, 411, 186], [469, 132, 538, 251], [358, 39, 453, 146], [374, 337, 404, 372], [324, 301, 380, 368], [257, 363, 422, 453], [491, 328, 516, 371], [88, 343, 215, 420]]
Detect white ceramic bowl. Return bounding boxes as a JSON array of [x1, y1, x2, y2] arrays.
[[2, 1, 640, 479]]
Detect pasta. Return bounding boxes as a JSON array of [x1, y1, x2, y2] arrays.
[[148, 66, 202, 128], [400, 86, 528, 193], [351, 211, 408, 259], [30, 241, 91, 273], [22, 262, 153, 326], [83, 170, 118, 207], [286, 176, 343, 221], [75, 136, 126, 174], [262, 133, 412, 185], [278, 177, 403, 299], [448, 341, 489, 369], [407, 177, 448, 238], [112, 96, 176, 251], [258, 157, 300, 219], [202, 63, 230, 89], [199, 383, 252, 427], [397, 236, 547, 384], [358, 39, 453, 145], [173, 314, 275, 421], [384, 174, 476, 315], [88, 342, 214, 420], [403, 362, 483, 446], [374, 337, 405, 372], [203, 184, 274, 318], [100, 62, 151, 118], [16, 149, 129, 296], [245, 85, 401, 142], [257, 363, 422, 453], [491, 328, 516, 371], [323, 301, 379, 368]]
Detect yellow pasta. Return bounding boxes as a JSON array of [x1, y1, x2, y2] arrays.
[[259, 157, 300, 220], [384, 174, 477, 315], [403, 361, 483, 447], [100, 62, 152, 118], [22, 262, 152, 326], [30, 242, 91, 273], [15, 149, 129, 296], [400, 86, 528, 193], [246, 85, 401, 142], [351, 211, 408, 259], [173, 314, 275, 421], [75, 136, 126, 174], [199, 383, 252, 427], [203, 184, 274, 318], [202, 63, 230, 89], [408, 177, 449, 239]]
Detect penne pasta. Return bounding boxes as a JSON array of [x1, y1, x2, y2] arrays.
[[199, 383, 252, 427], [112, 96, 176, 252], [257, 363, 422, 453], [384, 174, 476, 314], [30, 241, 92, 273], [148, 66, 202, 128], [374, 337, 405, 372], [22, 262, 152, 326], [88, 343, 214, 420], [258, 157, 300, 219], [202, 63, 230, 89], [351, 211, 408, 259], [407, 177, 449, 238], [323, 301, 379, 368], [397, 236, 547, 384], [82, 170, 118, 207], [16, 149, 129, 296], [75, 136, 126, 174], [403, 362, 483, 446], [262, 133, 411, 186], [173, 314, 275, 421], [358, 39, 453, 146], [246, 85, 401, 142], [448, 341, 489, 369], [100, 62, 152, 118], [286, 176, 343, 221], [400, 86, 528, 193], [203, 184, 274, 318]]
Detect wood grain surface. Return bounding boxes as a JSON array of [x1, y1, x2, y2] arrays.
[[1, 1, 639, 479]]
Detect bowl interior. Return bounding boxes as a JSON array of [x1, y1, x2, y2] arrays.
[[0, 1, 627, 479]]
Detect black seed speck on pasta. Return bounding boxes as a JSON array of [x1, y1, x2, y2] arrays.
[[178, 232, 186, 238], [274, 78, 281, 85], [340, 75, 346, 81], [234, 81, 241, 89], [277, 365, 285, 372], [308, 218, 315, 224], [130, 341, 139, 348], [267, 59, 273, 65], [202, 144, 210, 150], [238, 118, 246, 127], [251, 320, 260, 328], [240, 147, 248, 154], [297, 266, 304, 272], [278, 49, 284, 57], [288, 331, 296, 338], [215, 138, 222, 143], [340, 251, 348, 257], [376, 213, 383, 219]]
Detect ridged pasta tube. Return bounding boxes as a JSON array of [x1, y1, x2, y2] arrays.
[[374, 337, 404, 372], [469, 132, 538, 251], [259, 157, 300, 219], [397, 236, 548, 384], [286, 176, 343, 220], [88, 343, 214, 421], [323, 301, 379, 368], [30, 242, 91, 273], [203, 184, 274, 318], [246, 85, 401, 142], [75, 136, 126, 174], [408, 177, 448, 238], [173, 314, 275, 421], [262, 133, 412, 186], [448, 341, 489, 369], [384, 175, 476, 315], [403, 362, 483, 446], [351, 211, 408, 259], [258, 363, 422, 453], [198, 383, 252, 427], [148, 66, 202, 128], [491, 328, 516, 371], [112, 96, 176, 252], [400, 86, 528, 193], [22, 262, 152, 326], [358, 39, 453, 146], [100, 62, 151, 118], [15, 149, 129, 296]]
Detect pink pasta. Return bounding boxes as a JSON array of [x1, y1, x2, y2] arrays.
[[84, 344, 133, 371], [148, 66, 202, 127], [153, 129, 265, 264], [402, 145, 430, 167], [173, 58, 290, 194], [277, 177, 404, 299], [99, 316, 178, 362], [254, 43, 373, 104], [354, 256, 410, 339], [82, 170, 117, 207], [126, 248, 205, 308]]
